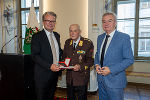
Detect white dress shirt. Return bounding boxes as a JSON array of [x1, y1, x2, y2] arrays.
[[73, 36, 81, 48], [100, 30, 116, 59], [44, 28, 59, 64]]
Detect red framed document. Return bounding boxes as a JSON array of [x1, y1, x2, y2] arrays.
[[59, 58, 74, 69]]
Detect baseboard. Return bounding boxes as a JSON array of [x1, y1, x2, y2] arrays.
[[126, 71, 150, 77]]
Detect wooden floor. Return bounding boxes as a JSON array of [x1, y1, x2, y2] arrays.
[[55, 82, 150, 100]]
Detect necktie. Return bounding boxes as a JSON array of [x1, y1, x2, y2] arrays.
[[73, 43, 76, 50], [49, 34, 57, 64], [100, 35, 110, 67]]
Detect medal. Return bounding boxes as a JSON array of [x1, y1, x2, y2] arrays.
[[79, 55, 82, 63]]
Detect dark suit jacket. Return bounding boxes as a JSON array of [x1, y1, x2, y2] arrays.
[[31, 29, 62, 84], [62, 37, 94, 86]]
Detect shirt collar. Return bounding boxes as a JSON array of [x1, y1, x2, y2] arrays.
[[44, 28, 53, 36], [106, 29, 116, 38], [73, 36, 81, 44]]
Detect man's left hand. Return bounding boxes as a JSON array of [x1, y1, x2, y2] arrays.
[[73, 64, 80, 71], [100, 66, 111, 76]]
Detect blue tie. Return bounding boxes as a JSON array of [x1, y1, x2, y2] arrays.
[[100, 35, 110, 67]]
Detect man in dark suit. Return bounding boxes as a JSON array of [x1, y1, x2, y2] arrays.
[[62, 24, 94, 100], [95, 12, 134, 100], [31, 11, 62, 100]]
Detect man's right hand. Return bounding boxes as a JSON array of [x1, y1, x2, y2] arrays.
[[50, 64, 60, 72], [96, 65, 101, 74]]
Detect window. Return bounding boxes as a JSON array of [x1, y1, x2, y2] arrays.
[[115, 0, 150, 60], [20, 0, 39, 52]]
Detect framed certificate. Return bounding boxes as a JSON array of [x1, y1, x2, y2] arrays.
[[59, 58, 74, 69]]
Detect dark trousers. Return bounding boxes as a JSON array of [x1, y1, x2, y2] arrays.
[[35, 77, 58, 100], [67, 84, 87, 100]]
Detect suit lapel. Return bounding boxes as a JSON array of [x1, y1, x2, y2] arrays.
[[99, 34, 106, 49], [104, 31, 118, 61], [41, 29, 54, 53], [41, 29, 51, 47], [95, 34, 105, 62]]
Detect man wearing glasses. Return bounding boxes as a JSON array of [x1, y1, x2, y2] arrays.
[[31, 11, 62, 100]]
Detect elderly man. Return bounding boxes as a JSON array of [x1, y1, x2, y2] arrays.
[[62, 24, 94, 100], [95, 12, 134, 100]]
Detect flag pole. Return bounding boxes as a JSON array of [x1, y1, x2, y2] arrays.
[[32, 0, 34, 4]]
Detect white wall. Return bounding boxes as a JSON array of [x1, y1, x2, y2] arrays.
[[42, 0, 88, 48], [88, 0, 105, 56]]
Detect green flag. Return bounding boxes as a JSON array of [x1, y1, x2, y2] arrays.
[[23, 3, 40, 54], [24, 27, 39, 54]]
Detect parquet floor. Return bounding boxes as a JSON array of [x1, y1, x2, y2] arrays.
[[55, 82, 150, 100]]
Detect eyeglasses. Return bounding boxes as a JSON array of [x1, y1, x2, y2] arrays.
[[44, 20, 56, 23]]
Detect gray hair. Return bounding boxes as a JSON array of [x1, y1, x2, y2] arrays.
[[42, 11, 57, 21], [102, 12, 117, 22], [69, 24, 81, 31]]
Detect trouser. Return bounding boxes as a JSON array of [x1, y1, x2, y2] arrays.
[[98, 81, 124, 100], [35, 77, 58, 100], [67, 84, 87, 100]]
